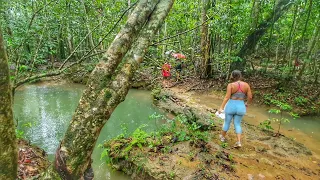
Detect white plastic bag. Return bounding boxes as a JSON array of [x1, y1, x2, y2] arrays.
[[215, 111, 225, 120]]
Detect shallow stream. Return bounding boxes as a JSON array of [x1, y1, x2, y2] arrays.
[[14, 82, 166, 180], [13, 82, 320, 179]]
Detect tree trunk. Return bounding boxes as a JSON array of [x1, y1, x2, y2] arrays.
[[98, 7, 104, 51], [30, 27, 45, 74], [209, 32, 215, 76], [218, 35, 221, 54], [288, 10, 299, 66], [251, 0, 260, 32], [298, 16, 319, 79], [296, 0, 314, 79], [0, 25, 18, 180], [49, 47, 55, 68], [81, 0, 96, 53], [315, 61, 319, 83], [162, 21, 167, 59], [264, 0, 277, 73], [275, 39, 280, 70], [200, 0, 211, 78], [58, 25, 66, 60], [282, 4, 298, 67], [54, 0, 173, 179], [67, 25, 77, 61], [231, 0, 293, 71]]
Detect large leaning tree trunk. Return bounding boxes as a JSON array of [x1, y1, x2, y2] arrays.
[[54, 0, 174, 179], [111, 0, 174, 102], [0, 26, 18, 179], [230, 0, 293, 71]]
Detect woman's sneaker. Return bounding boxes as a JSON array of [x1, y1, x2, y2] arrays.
[[234, 141, 242, 148], [219, 134, 226, 142]]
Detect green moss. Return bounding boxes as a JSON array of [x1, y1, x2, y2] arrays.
[[151, 88, 161, 100], [99, 75, 112, 89], [105, 90, 112, 100]]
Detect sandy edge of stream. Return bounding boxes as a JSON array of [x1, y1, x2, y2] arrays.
[[103, 88, 320, 180]]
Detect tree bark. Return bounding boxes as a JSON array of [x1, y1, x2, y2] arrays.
[[231, 0, 293, 71], [67, 24, 77, 61], [54, 0, 173, 179], [298, 15, 319, 79], [162, 21, 167, 59], [58, 24, 66, 60], [296, 0, 314, 79], [81, 0, 96, 53], [111, 0, 174, 113], [315, 60, 320, 83], [200, 0, 211, 78], [264, 0, 277, 73], [0, 25, 18, 180], [251, 0, 261, 32], [282, 4, 298, 67]]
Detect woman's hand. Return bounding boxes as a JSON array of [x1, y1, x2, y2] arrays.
[[218, 84, 231, 114]]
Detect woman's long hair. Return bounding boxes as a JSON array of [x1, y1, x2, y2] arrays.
[[230, 70, 242, 82]]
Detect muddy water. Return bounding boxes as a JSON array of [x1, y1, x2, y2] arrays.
[[14, 82, 165, 180], [194, 93, 320, 156]]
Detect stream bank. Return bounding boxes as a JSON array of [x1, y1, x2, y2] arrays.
[[13, 82, 167, 180], [43, 64, 320, 116], [17, 139, 51, 179], [12, 71, 320, 179], [102, 88, 320, 179]]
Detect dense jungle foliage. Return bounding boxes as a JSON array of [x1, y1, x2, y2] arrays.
[[1, 0, 319, 82], [3, 0, 320, 115], [1, 0, 320, 179]]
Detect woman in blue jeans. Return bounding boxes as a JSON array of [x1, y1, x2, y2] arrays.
[[218, 70, 252, 148]]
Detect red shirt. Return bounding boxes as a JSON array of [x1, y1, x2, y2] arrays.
[[162, 63, 171, 77], [295, 59, 300, 66]]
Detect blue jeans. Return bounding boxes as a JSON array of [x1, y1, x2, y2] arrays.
[[223, 99, 246, 134]]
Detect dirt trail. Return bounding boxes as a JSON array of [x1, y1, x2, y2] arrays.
[[169, 85, 320, 158], [104, 84, 320, 179], [163, 86, 320, 179]]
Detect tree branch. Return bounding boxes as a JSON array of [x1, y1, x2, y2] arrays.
[[58, 1, 137, 70], [12, 0, 57, 54], [13, 71, 62, 91], [58, 23, 102, 70], [13, 2, 138, 91], [151, 17, 211, 46], [28, 0, 56, 29]]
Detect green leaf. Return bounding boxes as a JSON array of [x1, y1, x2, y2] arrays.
[[268, 109, 280, 114]]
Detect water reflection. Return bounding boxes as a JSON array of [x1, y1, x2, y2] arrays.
[[14, 83, 164, 180], [14, 85, 83, 154]]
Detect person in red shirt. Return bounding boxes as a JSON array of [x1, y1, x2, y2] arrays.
[[162, 62, 171, 87], [294, 58, 301, 70]]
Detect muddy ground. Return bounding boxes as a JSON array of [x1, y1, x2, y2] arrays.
[[103, 80, 320, 180]]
